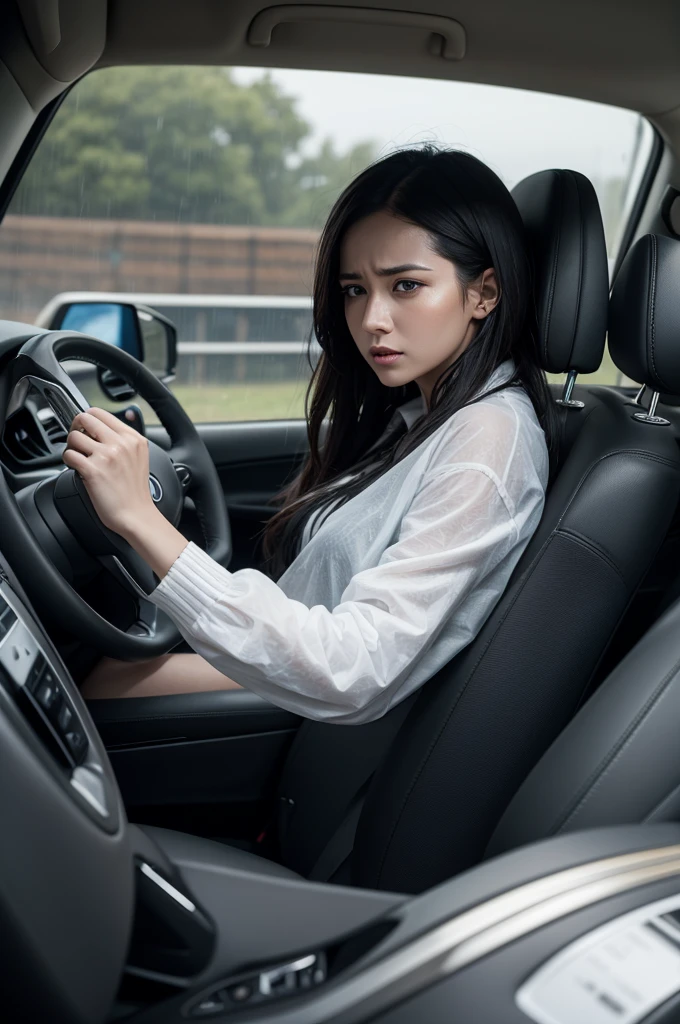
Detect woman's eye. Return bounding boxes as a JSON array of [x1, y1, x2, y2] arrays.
[[394, 280, 421, 293], [342, 285, 364, 298]]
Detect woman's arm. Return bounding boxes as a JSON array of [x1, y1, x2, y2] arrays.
[[147, 465, 525, 723]]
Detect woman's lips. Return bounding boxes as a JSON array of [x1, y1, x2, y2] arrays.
[[372, 352, 403, 365]]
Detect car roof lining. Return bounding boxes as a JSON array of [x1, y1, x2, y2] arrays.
[[3, 0, 680, 118], [96, 0, 680, 119]]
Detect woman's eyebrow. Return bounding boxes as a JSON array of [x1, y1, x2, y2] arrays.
[[339, 263, 434, 280]]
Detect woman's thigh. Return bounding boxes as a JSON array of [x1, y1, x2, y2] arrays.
[[80, 653, 243, 700]]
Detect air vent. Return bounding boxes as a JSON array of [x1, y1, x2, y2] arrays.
[[40, 412, 68, 446], [11, 426, 48, 459], [4, 407, 54, 463]]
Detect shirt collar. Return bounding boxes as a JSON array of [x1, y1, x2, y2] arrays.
[[472, 358, 517, 400], [396, 358, 516, 428], [396, 394, 427, 429]]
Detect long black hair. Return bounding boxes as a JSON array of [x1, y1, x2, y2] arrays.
[[260, 145, 555, 579]]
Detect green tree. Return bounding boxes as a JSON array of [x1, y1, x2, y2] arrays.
[[280, 138, 379, 228], [12, 66, 377, 228]]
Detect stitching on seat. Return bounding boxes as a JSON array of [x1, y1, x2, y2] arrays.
[[648, 235, 658, 385], [542, 171, 562, 367], [371, 446, 678, 886], [643, 779, 680, 822], [556, 528, 627, 584], [555, 448, 677, 533], [644, 235, 673, 395], [551, 653, 680, 834], [569, 174, 585, 367]]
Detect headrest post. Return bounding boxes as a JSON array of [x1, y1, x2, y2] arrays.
[[632, 383, 647, 406], [633, 391, 670, 426], [555, 369, 585, 410]]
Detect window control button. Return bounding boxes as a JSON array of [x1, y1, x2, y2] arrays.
[[227, 981, 255, 1003], [64, 729, 87, 761], [26, 657, 44, 693], [57, 704, 73, 732], [298, 967, 314, 989], [36, 681, 62, 716]]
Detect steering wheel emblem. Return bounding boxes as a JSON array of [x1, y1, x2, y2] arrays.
[[148, 475, 163, 503]]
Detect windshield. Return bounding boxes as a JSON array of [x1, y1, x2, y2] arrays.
[[0, 66, 654, 421]]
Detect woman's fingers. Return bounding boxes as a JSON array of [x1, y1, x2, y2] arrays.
[[82, 407, 139, 438], [70, 410, 120, 444], [62, 447, 90, 474], [66, 429, 98, 456]]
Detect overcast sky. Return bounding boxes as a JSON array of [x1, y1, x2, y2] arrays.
[[233, 66, 649, 191]]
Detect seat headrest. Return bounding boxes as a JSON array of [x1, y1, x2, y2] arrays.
[[512, 169, 609, 376], [609, 234, 680, 395]]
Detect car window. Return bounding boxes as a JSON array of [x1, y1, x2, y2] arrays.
[[0, 66, 654, 423]]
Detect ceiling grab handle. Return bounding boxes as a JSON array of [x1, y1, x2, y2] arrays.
[[247, 5, 467, 60]]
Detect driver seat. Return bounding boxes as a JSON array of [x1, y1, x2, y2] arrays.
[[149, 175, 680, 895]]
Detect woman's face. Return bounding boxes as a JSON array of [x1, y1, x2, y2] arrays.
[[339, 211, 498, 407]]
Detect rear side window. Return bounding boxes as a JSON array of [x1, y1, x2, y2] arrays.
[[0, 66, 654, 422]]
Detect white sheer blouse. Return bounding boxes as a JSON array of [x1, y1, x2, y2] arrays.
[[150, 360, 549, 724]]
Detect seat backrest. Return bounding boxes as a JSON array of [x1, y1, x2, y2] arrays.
[[485, 589, 680, 858], [485, 234, 680, 859], [276, 183, 680, 895]]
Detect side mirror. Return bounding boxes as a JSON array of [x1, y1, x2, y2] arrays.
[[46, 300, 177, 402]]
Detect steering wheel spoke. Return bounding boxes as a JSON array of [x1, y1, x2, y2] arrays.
[[9, 333, 92, 429], [99, 551, 158, 600]]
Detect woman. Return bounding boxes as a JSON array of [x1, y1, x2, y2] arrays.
[[69, 146, 553, 723]]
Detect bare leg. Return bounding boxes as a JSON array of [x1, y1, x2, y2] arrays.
[[80, 653, 243, 700]]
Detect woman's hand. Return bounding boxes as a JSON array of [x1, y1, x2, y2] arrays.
[[63, 407, 156, 538], [62, 407, 189, 579]]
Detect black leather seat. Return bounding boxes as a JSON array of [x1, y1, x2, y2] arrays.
[[136, 186, 680, 896], [486, 234, 680, 858]]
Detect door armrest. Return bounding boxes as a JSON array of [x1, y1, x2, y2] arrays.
[[87, 690, 300, 749]]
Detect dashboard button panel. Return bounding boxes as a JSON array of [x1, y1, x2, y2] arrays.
[[0, 567, 118, 832], [183, 952, 327, 1018], [0, 590, 89, 769]]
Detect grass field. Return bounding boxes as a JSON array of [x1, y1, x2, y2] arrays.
[[172, 380, 309, 422]]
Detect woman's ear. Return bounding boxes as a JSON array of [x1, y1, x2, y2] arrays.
[[469, 268, 500, 320]]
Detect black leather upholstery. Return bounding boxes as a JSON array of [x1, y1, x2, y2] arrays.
[[609, 233, 680, 393], [486, 592, 680, 856], [512, 168, 609, 375], [350, 393, 680, 892]]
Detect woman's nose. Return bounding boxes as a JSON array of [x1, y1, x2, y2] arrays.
[[362, 293, 393, 334]]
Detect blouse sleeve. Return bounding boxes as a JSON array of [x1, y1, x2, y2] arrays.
[[148, 464, 521, 724]]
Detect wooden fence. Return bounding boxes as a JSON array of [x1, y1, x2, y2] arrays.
[[0, 215, 319, 323]]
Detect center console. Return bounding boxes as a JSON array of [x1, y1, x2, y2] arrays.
[[117, 822, 680, 1024]]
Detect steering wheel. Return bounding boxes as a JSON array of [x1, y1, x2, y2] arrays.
[[0, 330, 231, 659]]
